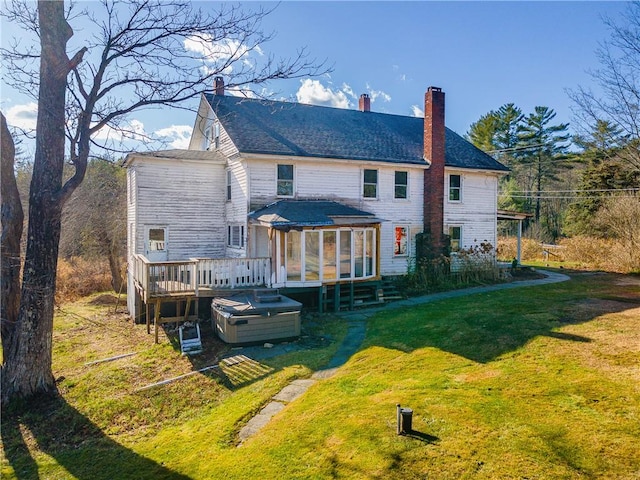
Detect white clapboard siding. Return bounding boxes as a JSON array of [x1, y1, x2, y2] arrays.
[[132, 158, 227, 260], [444, 169, 500, 250], [245, 156, 426, 276]]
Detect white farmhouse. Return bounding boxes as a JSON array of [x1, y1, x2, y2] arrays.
[[125, 79, 508, 324]]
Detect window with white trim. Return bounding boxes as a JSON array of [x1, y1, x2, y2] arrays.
[[277, 164, 294, 197], [227, 225, 245, 248], [363, 169, 378, 198], [449, 174, 461, 202], [394, 171, 408, 199], [226, 169, 232, 201], [449, 225, 462, 252]]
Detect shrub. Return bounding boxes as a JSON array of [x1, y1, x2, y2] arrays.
[[56, 257, 113, 303], [399, 242, 501, 296]]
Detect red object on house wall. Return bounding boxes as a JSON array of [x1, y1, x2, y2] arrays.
[[423, 86, 446, 254]]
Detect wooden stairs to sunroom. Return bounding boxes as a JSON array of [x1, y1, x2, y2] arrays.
[[380, 276, 403, 302], [327, 277, 404, 312]]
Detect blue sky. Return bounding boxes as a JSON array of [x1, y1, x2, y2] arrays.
[[0, 1, 629, 154]]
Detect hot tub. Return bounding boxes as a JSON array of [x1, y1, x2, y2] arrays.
[[212, 289, 302, 345]]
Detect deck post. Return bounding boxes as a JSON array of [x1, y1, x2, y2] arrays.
[[146, 302, 150, 334], [334, 283, 340, 312], [349, 282, 355, 310], [516, 219, 523, 266], [154, 299, 161, 344]]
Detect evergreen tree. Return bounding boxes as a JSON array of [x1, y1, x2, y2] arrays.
[[466, 111, 499, 152], [515, 107, 571, 224]]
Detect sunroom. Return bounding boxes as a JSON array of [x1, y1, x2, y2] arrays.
[[248, 200, 382, 288]]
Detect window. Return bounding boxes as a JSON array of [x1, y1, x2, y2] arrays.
[[148, 228, 166, 251], [277, 164, 294, 197], [354, 230, 364, 277], [281, 228, 377, 284], [323, 231, 337, 280], [366, 230, 374, 276], [227, 225, 245, 248], [206, 122, 220, 150], [305, 231, 320, 281], [286, 230, 301, 281], [394, 226, 408, 256], [394, 171, 408, 199], [363, 169, 378, 198], [449, 226, 462, 252], [449, 174, 461, 202], [226, 170, 232, 201]]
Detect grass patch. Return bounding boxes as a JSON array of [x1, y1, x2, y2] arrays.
[[2, 274, 639, 479]]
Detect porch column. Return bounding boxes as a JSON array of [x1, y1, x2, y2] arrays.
[[516, 219, 523, 266]]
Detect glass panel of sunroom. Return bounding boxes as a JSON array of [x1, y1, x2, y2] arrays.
[[305, 231, 320, 281], [366, 229, 374, 276], [286, 230, 301, 281], [354, 230, 364, 277], [323, 231, 337, 280], [339, 230, 351, 278]]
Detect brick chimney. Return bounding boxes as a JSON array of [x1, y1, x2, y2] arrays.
[[423, 86, 446, 255], [214, 76, 225, 96], [358, 93, 371, 112]]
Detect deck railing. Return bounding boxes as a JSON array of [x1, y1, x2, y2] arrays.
[[132, 254, 271, 300]]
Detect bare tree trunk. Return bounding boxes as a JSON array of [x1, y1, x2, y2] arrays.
[[1, 113, 24, 355], [1, 1, 73, 403], [108, 243, 124, 293]]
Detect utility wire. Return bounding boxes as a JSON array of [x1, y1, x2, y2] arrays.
[[500, 187, 640, 194]]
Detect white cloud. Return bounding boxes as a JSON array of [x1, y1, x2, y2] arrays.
[[5, 102, 38, 130], [154, 125, 192, 149], [341, 83, 356, 100], [93, 119, 147, 143], [296, 79, 351, 109], [410, 105, 424, 118], [184, 35, 262, 75], [366, 83, 391, 103]]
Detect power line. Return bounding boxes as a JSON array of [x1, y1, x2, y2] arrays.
[[486, 143, 549, 154], [500, 187, 640, 194]]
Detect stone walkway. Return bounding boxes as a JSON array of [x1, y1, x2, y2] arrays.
[[236, 270, 570, 444]]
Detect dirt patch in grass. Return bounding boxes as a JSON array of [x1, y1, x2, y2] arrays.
[[509, 267, 547, 281], [88, 294, 121, 305]]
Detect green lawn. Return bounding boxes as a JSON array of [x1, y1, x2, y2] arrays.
[[2, 272, 639, 479]]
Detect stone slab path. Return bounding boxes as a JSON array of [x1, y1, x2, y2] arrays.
[[236, 270, 570, 444]]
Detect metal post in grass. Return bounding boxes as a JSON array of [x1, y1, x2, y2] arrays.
[[397, 404, 413, 434]]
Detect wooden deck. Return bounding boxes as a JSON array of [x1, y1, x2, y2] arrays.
[[132, 254, 272, 302], [132, 255, 272, 342]]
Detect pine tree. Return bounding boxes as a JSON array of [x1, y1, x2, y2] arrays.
[[515, 107, 571, 224]]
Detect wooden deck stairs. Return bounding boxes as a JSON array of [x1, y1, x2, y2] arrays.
[[380, 276, 404, 303]]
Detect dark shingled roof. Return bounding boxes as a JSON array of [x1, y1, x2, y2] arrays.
[[205, 94, 509, 172], [248, 200, 379, 230]]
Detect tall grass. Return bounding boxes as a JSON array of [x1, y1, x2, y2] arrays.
[[56, 257, 113, 303], [497, 235, 640, 273]]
